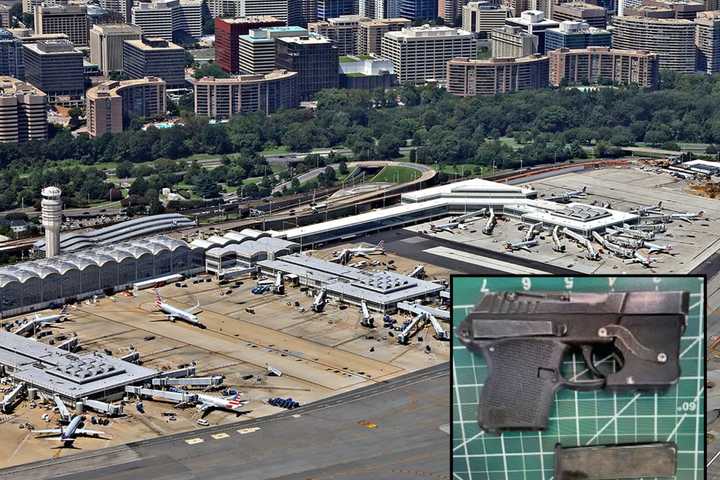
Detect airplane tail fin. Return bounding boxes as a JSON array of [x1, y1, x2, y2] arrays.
[[154, 289, 163, 308], [581, 186, 587, 193], [698, 211, 704, 217], [377, 240, 384, 250]]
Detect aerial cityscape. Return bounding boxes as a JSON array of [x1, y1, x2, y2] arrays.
[[0, 0, 715, 477]]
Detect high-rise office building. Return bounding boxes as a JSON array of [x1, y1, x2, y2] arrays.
[[640, 0, 705, 19], [242, 0, 291, 22], [23, 39, 84, 105], [123, 37, 186, 87], [462, 2, 512, 40], [447, 54, 549, 96], [238, 26, 308, 74], [543, 21, 611, 53], [358, 17, 411, 55], [399, 0, 437, 20], [215, 16, 284, 74], [7, 28, 69, 44], [490, 24, 537, 57], [131, 0, 202, 42], [308, 15, 368, 55], [548, 46, 659, 87], [505, 10, 558, 52], [439, 0, 464, 26], [275, 34, 339, 100], [298, 0, 318, 26], [696, 10, 720, 74], [612, 15, 695, 73], [89, 23, 142, 75], [0, 76, 47, 143], [193, 69, 299, 119], [381, 25, 476, 83], [34, 4, 89, 47], [551, 2, 607, 28], [0, 5, 11, 28], [206, 0, 290, 21], [86, 76, 166, 137], [317, 0, 357, 19], [0, 30, 25, 80], [98, 0, 133, 22]]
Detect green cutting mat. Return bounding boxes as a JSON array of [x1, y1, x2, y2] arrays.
[[452, 276, 705, 480]]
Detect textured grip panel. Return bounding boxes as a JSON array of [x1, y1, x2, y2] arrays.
[[480, 338, 569, 432]]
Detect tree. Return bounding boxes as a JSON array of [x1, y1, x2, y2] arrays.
[[129, 176, 149, 196], [376, 134, 401, 159], [193, 62, 230, 79], [116, 161, 133, 178]]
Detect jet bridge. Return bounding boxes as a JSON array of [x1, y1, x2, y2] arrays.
[[125, 386, 198, 405], [151, 376, 224, 388], [397, 312, 427, 345], [562, 227, 599, 260], [312, 288, 327, 313], [1, 382, 25, 413], [360, 300, 374, 328], [80, 398, 124, 416]]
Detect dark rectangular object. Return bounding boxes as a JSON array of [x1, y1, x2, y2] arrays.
[[554, 442, 677, 480]]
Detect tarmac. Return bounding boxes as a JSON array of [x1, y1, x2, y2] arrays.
[[0, 364, 450, 480], [0, 249, 451, 468]]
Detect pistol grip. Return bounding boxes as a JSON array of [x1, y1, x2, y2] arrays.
[[479, 338, 569, 432]]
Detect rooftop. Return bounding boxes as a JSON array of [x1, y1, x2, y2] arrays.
[[0, 76, 45, 97], [124, 37, 183, 50], [0, 330, 158, 399], [217, 15, 284, 24], [385, 24, 474, 39], [25, 39, 82, 54]]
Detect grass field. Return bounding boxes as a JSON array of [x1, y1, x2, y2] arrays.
[[370, 165, 420, 183]]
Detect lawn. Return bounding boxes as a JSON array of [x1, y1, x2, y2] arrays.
[[370, 165, 421, 183]]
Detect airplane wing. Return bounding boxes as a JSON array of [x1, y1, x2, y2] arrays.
[[75, 428, 107, 437], [34, 429, 62, 436], [355, 253, 369, 258], [679, 217, 692, 223]]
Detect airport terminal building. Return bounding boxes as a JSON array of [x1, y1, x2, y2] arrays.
[[0, 235, 204, 316]]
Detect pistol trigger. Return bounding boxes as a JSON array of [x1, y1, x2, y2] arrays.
[[581, 345, 605, 378]]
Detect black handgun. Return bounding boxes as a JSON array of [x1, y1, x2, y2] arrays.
[[456, 291, 688, 433]]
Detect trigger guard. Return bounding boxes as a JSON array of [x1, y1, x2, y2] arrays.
[[562, 376, 605, 391]]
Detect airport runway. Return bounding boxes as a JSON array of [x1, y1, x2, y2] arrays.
[[0, 365, 450, 480]]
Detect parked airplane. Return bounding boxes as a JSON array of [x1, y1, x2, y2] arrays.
[[624, 251, 656, 268], [154, 290, 205, 329], [13, 305, 70, 336], [331, 241, 384, 263], [504, 239, 538, 252], [631, 201, 663, 215], [34, 415, 107, 447], [644, 241, 673, 254], [32, 305, 69, 324], [670, 211, 704, 223], [429, 221, 468, 233], [195, 392, 249, 417], [545, 186, 588, 203]]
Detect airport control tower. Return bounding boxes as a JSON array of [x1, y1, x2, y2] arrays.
[[41, 186, 62, 257]]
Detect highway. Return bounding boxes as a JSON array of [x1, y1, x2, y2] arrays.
[[0, 364, 450, 480]]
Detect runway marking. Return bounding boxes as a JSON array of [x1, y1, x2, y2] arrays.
[[237, 427, 261, 435], [423, 246, 549, 275], [211, 433, 230, 440], [185, 438, 205, 445]]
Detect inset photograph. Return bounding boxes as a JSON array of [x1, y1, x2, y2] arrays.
[[452, 275, 704, 480]]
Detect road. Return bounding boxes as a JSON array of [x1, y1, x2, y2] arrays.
[[0, 364, 450, 480], [272, 160, 433, 194]]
